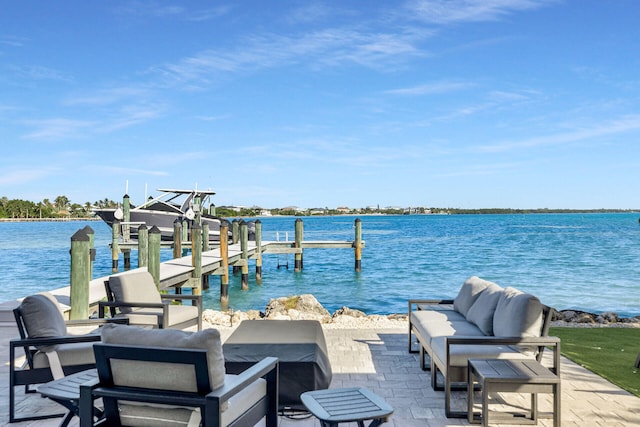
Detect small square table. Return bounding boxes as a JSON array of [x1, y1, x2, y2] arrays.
[[301, 387, 393, 427], [38, 369, 100, 427], [468, 358, 560, 426]]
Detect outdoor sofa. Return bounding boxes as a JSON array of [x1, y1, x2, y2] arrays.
[[408, 276, 560, 417]]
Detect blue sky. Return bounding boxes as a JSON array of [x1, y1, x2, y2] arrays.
[[1, 0, 639, 210]]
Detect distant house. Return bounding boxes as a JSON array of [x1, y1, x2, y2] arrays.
[[309, 208, 326, 215], [219, 205, 242, 213], [281, 206, 306, 213], [336, 206, 350, 213]]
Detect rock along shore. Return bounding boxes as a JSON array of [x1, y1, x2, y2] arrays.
[[201, 294, 640, 330]]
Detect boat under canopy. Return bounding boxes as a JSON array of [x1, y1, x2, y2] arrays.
[[94, 188, 225, 241]]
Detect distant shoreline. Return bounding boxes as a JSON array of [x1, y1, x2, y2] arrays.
[[0, 217, 100, 222], [1, 209, 639, 223]]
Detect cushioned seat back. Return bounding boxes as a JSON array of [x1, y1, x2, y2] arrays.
[[492, 287, 543, 337], [100, 324, 226, 390], [18, 293, 67, 350], [108, 270, 162, 314], [453, 276, 497, 317]]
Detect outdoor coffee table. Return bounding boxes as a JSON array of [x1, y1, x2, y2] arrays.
[[38, 369, 100, 427], [301, 387, 393, 427], [468, 358, 561, 427]]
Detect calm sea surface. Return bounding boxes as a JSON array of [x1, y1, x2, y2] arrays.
[[1, 213, 639, 317]]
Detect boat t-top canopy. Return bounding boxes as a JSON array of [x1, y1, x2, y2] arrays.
[[156, 188, 217, 195]]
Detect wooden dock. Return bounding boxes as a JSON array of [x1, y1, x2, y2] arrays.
[[0, 218, 364, 322]]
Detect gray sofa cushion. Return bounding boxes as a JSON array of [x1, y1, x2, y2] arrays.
[[493, 287, 543, 338], [465, 283, 503, 335], [101, 324, 225, 389], [430, 337, 530, 382], [411, 310, 485, 347], [453, 276, 495, 317], [108, 270, 162, 314]]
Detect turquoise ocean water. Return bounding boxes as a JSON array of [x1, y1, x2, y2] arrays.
[[0, 213, 639, 317]]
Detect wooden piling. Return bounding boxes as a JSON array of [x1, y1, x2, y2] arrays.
[[294, 218, 304, 272], [173, 220, 182, 259], [240, 220, 249, 290], [354, 218, 362, 272], [82, 225, 95, 280], [122, 194, 131, 242], [70, 228, 90, 320], [202, 222, 210, 290], [255, 219, 263, 284], [137, 224, 148, 268], [111, 220, 120, 272], [232, 219, 240, 275], [191, 222, 202, 295], [202, 223, 210, 251], [123, 248, 131, 271], [181, 219, 189, 256], [219, 220, 230, 309], [148, 225, 161, 289]]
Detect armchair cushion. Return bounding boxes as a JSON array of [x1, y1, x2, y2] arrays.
[[108, 270, 162, 314], [100, 324, 225, 389], [493, 287, 543, 337], [19, 293, 67, 342], [465, 283, 503, 335], [32, 341, 96, 369], [453, 276, 494, 317]]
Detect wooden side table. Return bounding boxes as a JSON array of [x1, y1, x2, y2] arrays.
[[301, 387, 393, 427], [468, 359, 560, 427], [38, 369, 99, 427]]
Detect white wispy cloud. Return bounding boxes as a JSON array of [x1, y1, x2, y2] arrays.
[[151, 26, 428, 87], [116, 1, 230, 21], [64, 87, 151, 106], [8, 64, 72, 82], [406, 0, 556, 24], [0, 167, 56, 185], [93, 165, 169, 177], [22, 118, 97, 140], [99, 103, 165, 133], [21, 103, 164, 140], [385, 80, 474, 96], [478, 114, 640, 152], [194, 114, 230, 122], [0, 36, 27, 47]]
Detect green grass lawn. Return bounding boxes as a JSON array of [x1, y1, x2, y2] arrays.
[[550, 327, 640, 397]]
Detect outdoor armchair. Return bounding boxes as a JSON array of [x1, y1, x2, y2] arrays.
[[9, 292, 122, 423], [100, 269, 202, 330], [79, 324, 279, 427]]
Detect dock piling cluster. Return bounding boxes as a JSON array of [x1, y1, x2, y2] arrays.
[[70, 218, 365, 315]]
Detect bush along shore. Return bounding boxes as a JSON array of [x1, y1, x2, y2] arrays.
[[201, 294, 640, 330]]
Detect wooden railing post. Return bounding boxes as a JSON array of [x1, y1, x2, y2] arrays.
[[295, 218, 304, 272], [148, 225, 161, 289], [137, 224, 148, 268], [70, 228, 90, 320]]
